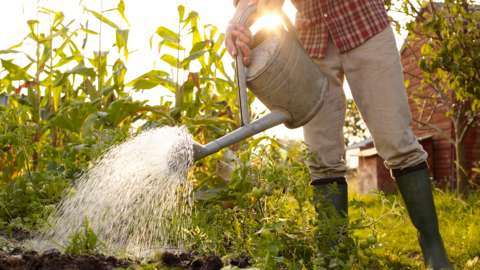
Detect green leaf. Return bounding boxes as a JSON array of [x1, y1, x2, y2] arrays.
[[50, 102, 97, 133], [117, 0, 129, 24], [80, 25, 98, 35], [1, 59, 32, 80], [106, 99, 146, 126], [115, 29, 129, 59], [182, 49, 208, 68], [421, 43, 432, 55], [212, 34, 225, 52], [160, 54, 178, 68], [80, 111, 105, 137], [53, 11, 65, 27], [52, 86, 62, 112], [27, 20, 39, 37], [85, 9, 119, 30], [178, 5, 185, 22], [54, 56, 75, 68], [156, 26, 180, 43], [184, 11, 199, 28], [127, 70, 176, 91], [68, 64, 96, 77], [113, 59, 127, 91], [0, 50, 20, 54], [190, 41, 209, 55], [161, 40, 185, 51], [6, 40, 25, 51]]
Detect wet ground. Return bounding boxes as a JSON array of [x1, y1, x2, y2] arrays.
[[0, 249, 131, 270], [160, 252, 250, 269], [0, 231, 250, 270], [0, 248, 251, 270]]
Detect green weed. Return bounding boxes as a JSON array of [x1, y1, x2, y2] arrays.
[[65, 219, 104, 256]]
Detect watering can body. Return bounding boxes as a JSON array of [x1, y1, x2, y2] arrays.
[[193, 6, 328, 161], [246, 26, 327, 129]]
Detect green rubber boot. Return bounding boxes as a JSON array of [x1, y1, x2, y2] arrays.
[[311, 177, 350, 255], [393, 162, 453, 270], [311, 177, 348, 218]]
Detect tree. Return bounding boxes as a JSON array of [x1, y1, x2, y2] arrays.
[[397, 0, 480, 193], [344, 99, 368, 146]]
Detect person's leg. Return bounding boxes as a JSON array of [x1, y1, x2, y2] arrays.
[[303, 37, 348, 217], [303, 39, 352, 259], [343, 26, 452, 269]]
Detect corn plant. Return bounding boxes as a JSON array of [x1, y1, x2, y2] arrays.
[[129, 5, 258, 188], [0, 1, 152, 230]]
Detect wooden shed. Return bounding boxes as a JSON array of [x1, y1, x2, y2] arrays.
[[355, 136, 434, 194]]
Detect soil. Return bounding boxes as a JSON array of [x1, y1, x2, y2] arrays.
[[160, 252, 223, 270], [0, 249, 132, 270], [0, 249, 251, 270], [160, 252, 251, 270], [229, 255, 250, 268]]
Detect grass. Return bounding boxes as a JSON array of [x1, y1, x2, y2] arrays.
[[349, 190, 480, 269]]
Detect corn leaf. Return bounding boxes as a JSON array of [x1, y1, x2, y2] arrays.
[[85, 9, 119, 30], [68, 64, 96, 77], [178, 5, 185, 22], [117, 0, 129, 25], [1, 60, 32, 80], [160, 54, 178, 68], [156, 26, 180, 43]]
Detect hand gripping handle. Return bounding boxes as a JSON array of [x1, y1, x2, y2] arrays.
[[232, 4, 297, 127]]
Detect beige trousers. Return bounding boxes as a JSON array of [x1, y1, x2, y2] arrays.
[[303, 26, 427, 180]]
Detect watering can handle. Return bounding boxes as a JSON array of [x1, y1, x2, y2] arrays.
[[233, 4, 257, 126], [233, 3, 297, 127], [236, 53, 250, 126], [235, 41, 251, 126]]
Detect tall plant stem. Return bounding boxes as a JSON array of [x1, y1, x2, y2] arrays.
[[98, 0, 104, 109]]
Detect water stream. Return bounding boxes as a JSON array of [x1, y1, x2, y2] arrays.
[[32, 126, 194, 257]]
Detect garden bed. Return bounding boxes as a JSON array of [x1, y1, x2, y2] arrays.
[[0, 249, 131, 270], [0, 248, 252, 270]]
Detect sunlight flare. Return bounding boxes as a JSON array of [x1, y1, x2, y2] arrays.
[[252, 13, 284, 32]]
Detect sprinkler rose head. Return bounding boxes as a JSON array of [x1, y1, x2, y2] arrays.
[[166, 136, 195, 174]]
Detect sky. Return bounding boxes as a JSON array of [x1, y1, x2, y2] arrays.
[[0, 0, 408, 141]]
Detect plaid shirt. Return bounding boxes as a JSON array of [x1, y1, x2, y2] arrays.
[[293, 0, 389, 58], [233, 0, 389, 58]]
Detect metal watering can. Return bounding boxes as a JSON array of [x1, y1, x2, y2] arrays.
[[193, 4, 328, 161]]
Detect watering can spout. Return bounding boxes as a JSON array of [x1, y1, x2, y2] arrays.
[[193, 110, 291, 161]]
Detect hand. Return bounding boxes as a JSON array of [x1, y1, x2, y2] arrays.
[[225, 24, 254, 66], [227, 0, 283, 65]]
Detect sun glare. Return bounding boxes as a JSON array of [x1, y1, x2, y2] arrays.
[[251, 13, 284, 32]]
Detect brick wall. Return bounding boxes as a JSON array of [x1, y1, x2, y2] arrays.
[[401, 38, 480, 187]]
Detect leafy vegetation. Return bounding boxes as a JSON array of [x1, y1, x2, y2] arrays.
[[0, 1, 479, 270], [182, 141, 480, 269], [65, 219, 104, 256], [0, 1, 241, 234]]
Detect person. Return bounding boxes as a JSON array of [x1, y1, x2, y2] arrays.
[[226, 0, 453, 269]]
